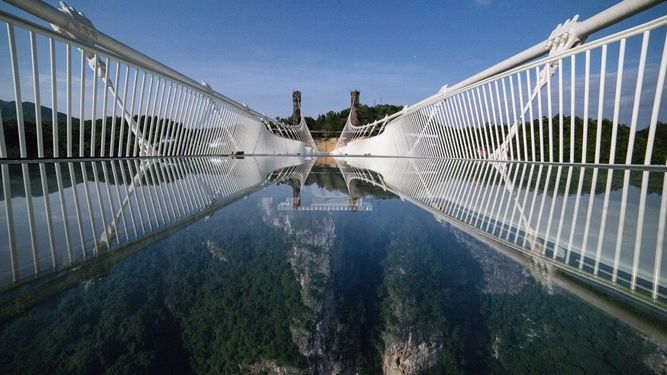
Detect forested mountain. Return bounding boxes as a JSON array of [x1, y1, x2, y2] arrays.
[[0, 100, 66, 124]]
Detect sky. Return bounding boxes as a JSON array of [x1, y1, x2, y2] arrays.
[[1, 0, 666, 118]]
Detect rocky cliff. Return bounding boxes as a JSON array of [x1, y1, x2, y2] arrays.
[[260, 197, 343, 373]]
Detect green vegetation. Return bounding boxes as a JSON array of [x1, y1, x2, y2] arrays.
[[0, 100, 227, 158], [470, 116, 667, 165], [277, 103, 404, 133], [0, 179, 662, 374], [0, 197, 308, 374], [1, 116, 186, 158], [379, 217, 486, 374], [483, 280, 658, 374]]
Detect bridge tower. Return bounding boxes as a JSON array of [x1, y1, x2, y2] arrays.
[[292, 91, 301, 126], [350, 90, 360, 126]]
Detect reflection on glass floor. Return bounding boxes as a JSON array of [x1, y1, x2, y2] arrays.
[[336, 157, 667, 310], [0, 156, 665, 335], [278, 197, 372, 212], [0, 157, 314, 289]]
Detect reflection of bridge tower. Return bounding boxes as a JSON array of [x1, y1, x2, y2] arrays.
[[269, 157, 316, 210], [287, 179, 302, 208], [335, 157, 390, 211], [348, 179, 360, 211]]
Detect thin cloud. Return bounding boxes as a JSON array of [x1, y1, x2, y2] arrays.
[[473, 0, 492, 6]]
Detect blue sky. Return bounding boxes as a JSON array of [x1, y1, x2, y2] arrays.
[[1, 0, 666, 118]]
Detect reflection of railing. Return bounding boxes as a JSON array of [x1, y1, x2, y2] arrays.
[[336, 161, 388, 192], [0, 156, 312, 290], [337, 157, 667, 311], [0, 0, 313, 159], [335, 0, 667, 168]]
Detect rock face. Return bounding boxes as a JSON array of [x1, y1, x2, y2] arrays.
[[286, 217, 341, 375], [644, 345, 667, 375], [527, 257, 555, 294], [383, 333, 441, 375], [259, 197, 342, 374], [380, 288, 443, 375], [379, 233, 447, 375], [205, 240, 227, 263], [288, 218, 335, 315]]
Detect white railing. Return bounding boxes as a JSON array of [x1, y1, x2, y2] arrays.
[[0, 0, 313, 159], [337, 157, 667, 309], [335, 0, 667, 168], [333, 109, 401, 153], [268, 107, 317, 153]]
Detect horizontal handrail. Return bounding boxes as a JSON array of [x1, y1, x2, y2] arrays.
[[449, 0, 664, 92]]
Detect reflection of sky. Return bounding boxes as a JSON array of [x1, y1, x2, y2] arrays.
[[0, 154, 664, 346]]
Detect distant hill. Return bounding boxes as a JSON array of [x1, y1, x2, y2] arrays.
[[0, 100, 67, 124]]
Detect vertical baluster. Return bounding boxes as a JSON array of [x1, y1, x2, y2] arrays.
[[653, 168, 667, 300], [99, 57, 110, 156], [1, 164, 18, 281], [135, 74, 153, 156], [100, 161, 120, 246], [78, 49, 86, 157], [79, 161, 99, 254], [7, 24, 27, 158], [132, 72, 148, 157], [50, 38, 58, 157], [125, 70, 140, 157], [109, 61, 121, 156], [89, 54, 98, 157], [525, 70, 536, 162], [557, 59, 564, 163], [631, 32, 667, 290], [146, 78, 163, 156], [116, 67, 131, 157], [54, 162, 73, 263], [613, 31, 650, 280], [29, 31, 44, 158]]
